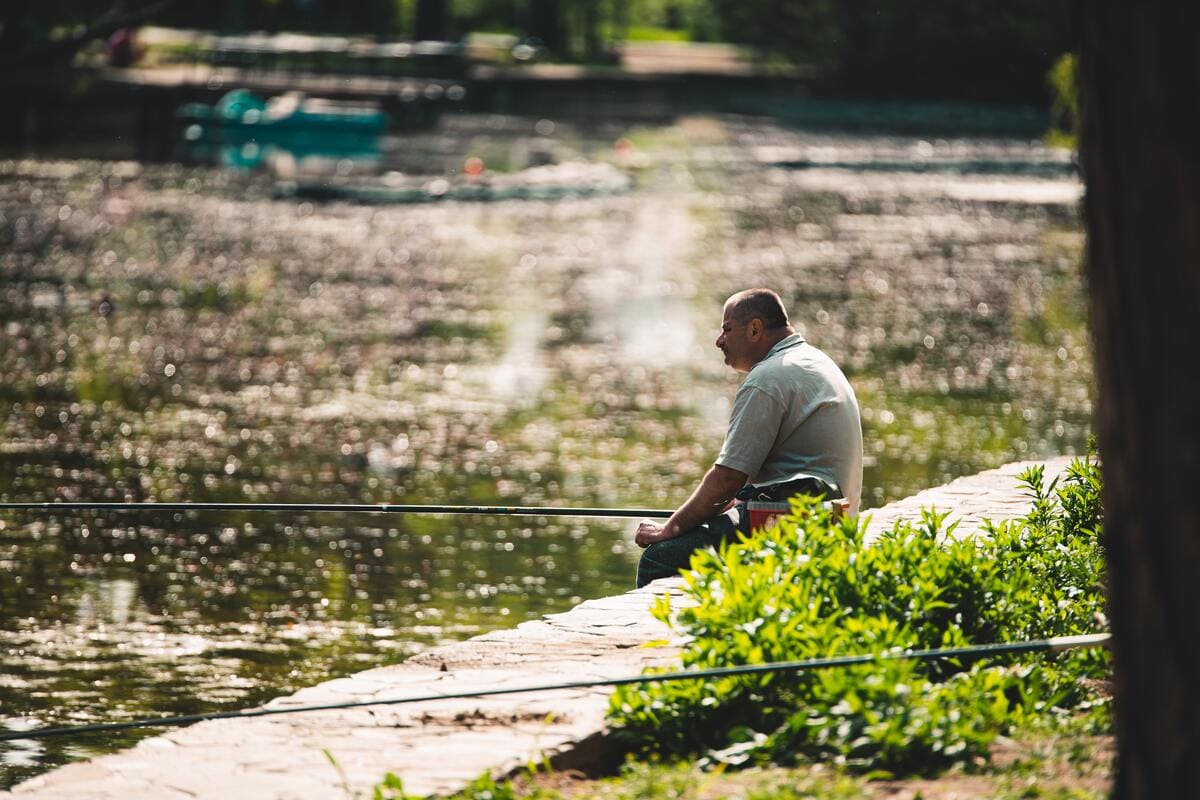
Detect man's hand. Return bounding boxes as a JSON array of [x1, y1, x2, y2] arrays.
[[633, 464, 747, 550], [634, 520, 672, 548]]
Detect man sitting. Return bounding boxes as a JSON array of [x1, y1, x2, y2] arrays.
[[634, 288, 863, 587]]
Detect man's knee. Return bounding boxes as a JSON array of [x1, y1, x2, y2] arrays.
[[636, 542, 683, 588], [635, 514, 741, 588]]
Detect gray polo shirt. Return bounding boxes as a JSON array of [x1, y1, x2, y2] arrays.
[[715, 333, 863, 515]]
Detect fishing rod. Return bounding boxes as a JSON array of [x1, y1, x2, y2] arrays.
[[0, 633, 1110, 743], [0, 501, 672, 519]]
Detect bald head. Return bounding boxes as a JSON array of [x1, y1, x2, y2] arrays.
[[716, 288, 795, 372], [725, 288, 790, 330]]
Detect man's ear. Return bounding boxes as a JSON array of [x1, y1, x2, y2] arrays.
[[748, 318, 763, 340]]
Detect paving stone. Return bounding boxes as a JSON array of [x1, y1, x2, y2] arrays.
[[4, 457, 1072, 799], [862, 456, 1075, 545]]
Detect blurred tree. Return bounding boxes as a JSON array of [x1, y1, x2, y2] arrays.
[[528, 0, 565, 52], [1046, 52, 1078, 147], [579, 0, 602, 61], [1, 0, 177, 67], [415, 0, 449, 40], [523, 0, 625, 62], [1079, 4, 1200, 798], [691, 0, 1072, 103], [156, 0, 402, 36], [704, 0, 840, 67], [832, 0, 1072, 102], [610, 0, 630, 40], [1, 0, 1076, 105]]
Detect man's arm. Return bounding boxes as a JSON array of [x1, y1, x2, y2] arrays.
[[634, 463, 748, 547]]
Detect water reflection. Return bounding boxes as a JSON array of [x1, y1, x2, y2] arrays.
[[489, 305, 549, 402], [74, 578, 139, 626], [614, 295, 695, 365], [0, 114, 1090, 786], [0, 719, 42, 770]]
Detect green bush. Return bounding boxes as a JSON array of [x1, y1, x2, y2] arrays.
[[1047, 52, 1079, 148], [607, 457, 1109, 775]]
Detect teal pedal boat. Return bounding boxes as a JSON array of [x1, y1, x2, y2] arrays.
[[177, 89, 385, 167]]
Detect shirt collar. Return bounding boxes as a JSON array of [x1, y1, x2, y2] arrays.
[[764, 332, 806, 360]]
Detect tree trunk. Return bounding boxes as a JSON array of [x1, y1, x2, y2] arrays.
[[414, 0, 448, 41], [0, 1, 38, 63], [581, 0, 601, 62], [1079, 4, 1200, 798], [528, 0, 564, 56], [611, 0, 628, 42]]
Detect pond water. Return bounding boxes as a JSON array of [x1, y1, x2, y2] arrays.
[[0, 112, 1091, 786]]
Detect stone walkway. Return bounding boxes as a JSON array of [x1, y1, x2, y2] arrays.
[[5, 457, 1074, 799], [862, 456, 1074, 543]]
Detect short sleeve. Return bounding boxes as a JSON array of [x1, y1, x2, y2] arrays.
[[715, 385, 784, 480]]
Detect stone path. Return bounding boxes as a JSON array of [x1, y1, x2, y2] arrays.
[[5, 585, 692, 799], [6, 457, 1074, 799], [863, 456, 1074, 543]]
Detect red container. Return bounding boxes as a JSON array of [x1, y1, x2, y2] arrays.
[[746, 498, 851, 531], [747, 501, 791, 532]]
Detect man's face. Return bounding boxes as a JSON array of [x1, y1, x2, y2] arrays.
[[715, 304, 755, 372]]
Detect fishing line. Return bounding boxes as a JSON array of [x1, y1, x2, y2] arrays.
[[0, 633, 1110, 743]]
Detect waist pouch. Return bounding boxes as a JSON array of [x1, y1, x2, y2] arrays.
[[735, 476, 840, 504]]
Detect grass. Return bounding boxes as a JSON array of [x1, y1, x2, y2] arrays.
[[618, 27, 693, 43], [372, 728, 1111, 800]]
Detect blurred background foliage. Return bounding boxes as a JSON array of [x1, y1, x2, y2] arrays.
[[1046, 53, 1079, 148], [3, 0, 1073, 103]]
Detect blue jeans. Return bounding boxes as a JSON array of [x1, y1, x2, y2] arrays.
[[635, 506, 747, 588], [635, 476, 839, 588]]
